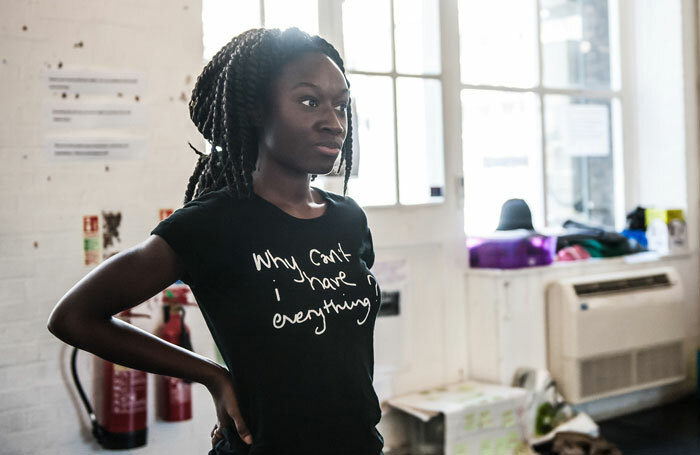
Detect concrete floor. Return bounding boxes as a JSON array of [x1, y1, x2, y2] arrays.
[[598, 395, 700, 455]]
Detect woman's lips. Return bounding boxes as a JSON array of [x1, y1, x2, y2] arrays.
[[314, 145, 341, 156]]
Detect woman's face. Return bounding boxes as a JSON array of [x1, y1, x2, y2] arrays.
[[258, 51, 350, 176]]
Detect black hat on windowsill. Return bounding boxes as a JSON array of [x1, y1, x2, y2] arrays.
[[496, 198, 535, 231]]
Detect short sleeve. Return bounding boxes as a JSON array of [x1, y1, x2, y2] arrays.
[[150, 190, 225, 287], [151, 215, 197, 286], [358, 209, 375, 269]]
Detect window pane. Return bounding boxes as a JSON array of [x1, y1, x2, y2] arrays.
[[458, 0, 538, 88], [540, 0, 616, 89], [342, 0, 393, 72], [264, 0, 318, 35], [462, 90, 542, 235], [202, 0, 261, 61], [347, 75, 397, 206], [397, 77, 444, 204], [544, 96, 619, 228], [394, 0, 441, 75]]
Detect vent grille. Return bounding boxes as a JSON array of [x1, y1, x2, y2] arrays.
[[580, 353, 633, 397], [637, 342, 684, 384], [579, 342, 684, 399], [574, 274, 670, 296]]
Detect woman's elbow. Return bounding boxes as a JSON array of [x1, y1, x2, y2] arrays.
[[46, 304, 84, 344]]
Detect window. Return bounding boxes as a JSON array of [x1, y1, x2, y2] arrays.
[[201, 0, 320, 155], [331, 0, 446, 207], [202, 0, 318, 61], [201, 0, 320, 156], [459, 0, 622, 234], [202, 1, 446, 208]]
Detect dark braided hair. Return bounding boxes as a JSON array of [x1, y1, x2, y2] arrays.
[[184, 27, 353, 204]]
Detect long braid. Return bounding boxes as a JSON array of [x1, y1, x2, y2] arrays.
[[189, 39, 236, 141], [233, 30, 266, 198], [311, 35, 353, 194], [212, 59, 233, 190], [184, 142, 208, 204], [342, 98, 354, 195], [221, 54, 245, 196], [183, 27, 355, 204], [240, 31, 273, 197]]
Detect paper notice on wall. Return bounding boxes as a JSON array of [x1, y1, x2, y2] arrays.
[[372, 257, 409, 375], [372, 257, 408, 318], [562, 104, 610, 157], [42, 66, 149, 162], [45, 136, 146, 161], [42, 68, 145, 95], [372, 257, 408, 290], [83, 215, 101, 266], [43, 101, 147, 128]]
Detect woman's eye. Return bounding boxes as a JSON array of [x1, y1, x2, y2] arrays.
[[301, 98, 318, 107], [336, 103, 348, 111]]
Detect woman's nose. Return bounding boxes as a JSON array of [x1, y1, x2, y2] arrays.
[[319, 106, 345, 135]]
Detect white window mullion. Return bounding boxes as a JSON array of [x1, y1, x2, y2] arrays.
[[390, 0, 400, 205], [439, 0, 464, 209], [259, 0, 265, 27], [535, 0, 548, 227], [317, 0, 345, 58]]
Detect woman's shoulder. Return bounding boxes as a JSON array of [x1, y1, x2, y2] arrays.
[[184, 186, 248, 211], [314, 186, 368, 222], [315, 186, 359, 209]]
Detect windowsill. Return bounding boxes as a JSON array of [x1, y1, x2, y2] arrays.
[[465, 249, 697, 277]]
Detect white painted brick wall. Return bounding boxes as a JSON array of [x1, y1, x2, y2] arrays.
[[0, 1, 223, 453]]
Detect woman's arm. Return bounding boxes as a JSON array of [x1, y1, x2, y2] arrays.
[[46, 234, 227, 390]]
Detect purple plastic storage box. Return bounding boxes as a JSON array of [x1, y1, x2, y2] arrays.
[[467, 233, 557, 269]]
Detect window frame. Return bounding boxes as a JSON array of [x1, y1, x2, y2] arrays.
[[457, 0, 625, 233], [319, 0, 449, 209], [202, 0, 625, 230]]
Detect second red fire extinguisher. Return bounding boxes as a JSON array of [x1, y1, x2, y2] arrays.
[[157, 286, 196, 422], [72, 309, 150, 450]]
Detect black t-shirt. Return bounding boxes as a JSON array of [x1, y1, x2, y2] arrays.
[[150, 186, 384, 454]]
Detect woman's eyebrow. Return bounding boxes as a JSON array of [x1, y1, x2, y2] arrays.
[[291, 81, 349, 97]]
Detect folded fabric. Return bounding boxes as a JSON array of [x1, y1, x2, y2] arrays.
[[557, 245, 592, 261], [551, 431, 621, 455], [556, 219, 646, 257], [533, 429, 621, 455]]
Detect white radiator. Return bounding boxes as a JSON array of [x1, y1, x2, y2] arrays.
[[546, 267, 685, 403]]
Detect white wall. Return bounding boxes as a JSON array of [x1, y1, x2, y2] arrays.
[[0, 1, 219, 453], [623, 0, 691, 213]]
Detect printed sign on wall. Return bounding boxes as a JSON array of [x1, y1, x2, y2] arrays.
[[42, 67, 148, 162], [83, 215, 101, 266], [45, 137, 146, 161], [159, 209, 174, 221], [43, 101, 147, 128], [42, 68, 145, 95]]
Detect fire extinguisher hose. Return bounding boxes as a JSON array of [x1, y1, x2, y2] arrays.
[[70, 346, 107, 444]]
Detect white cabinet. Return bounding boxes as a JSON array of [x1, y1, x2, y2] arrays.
[[464, 251, 697, 388]]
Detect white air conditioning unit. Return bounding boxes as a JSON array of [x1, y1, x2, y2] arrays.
[[546, 267, 685, 403]]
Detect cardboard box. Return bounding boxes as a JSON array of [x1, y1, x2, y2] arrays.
[[386, 380, 529, 455]]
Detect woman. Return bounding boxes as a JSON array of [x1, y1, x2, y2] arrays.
[[47, 27, 385, 454]]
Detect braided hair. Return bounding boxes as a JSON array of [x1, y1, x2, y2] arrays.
[[184, 27, 354, 204]]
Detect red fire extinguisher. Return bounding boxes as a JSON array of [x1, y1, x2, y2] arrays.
[[157, 286, 196, 422], [71, 309, 150, 449]]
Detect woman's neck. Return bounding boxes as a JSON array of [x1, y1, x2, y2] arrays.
[[251, 158, 322, 209]]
